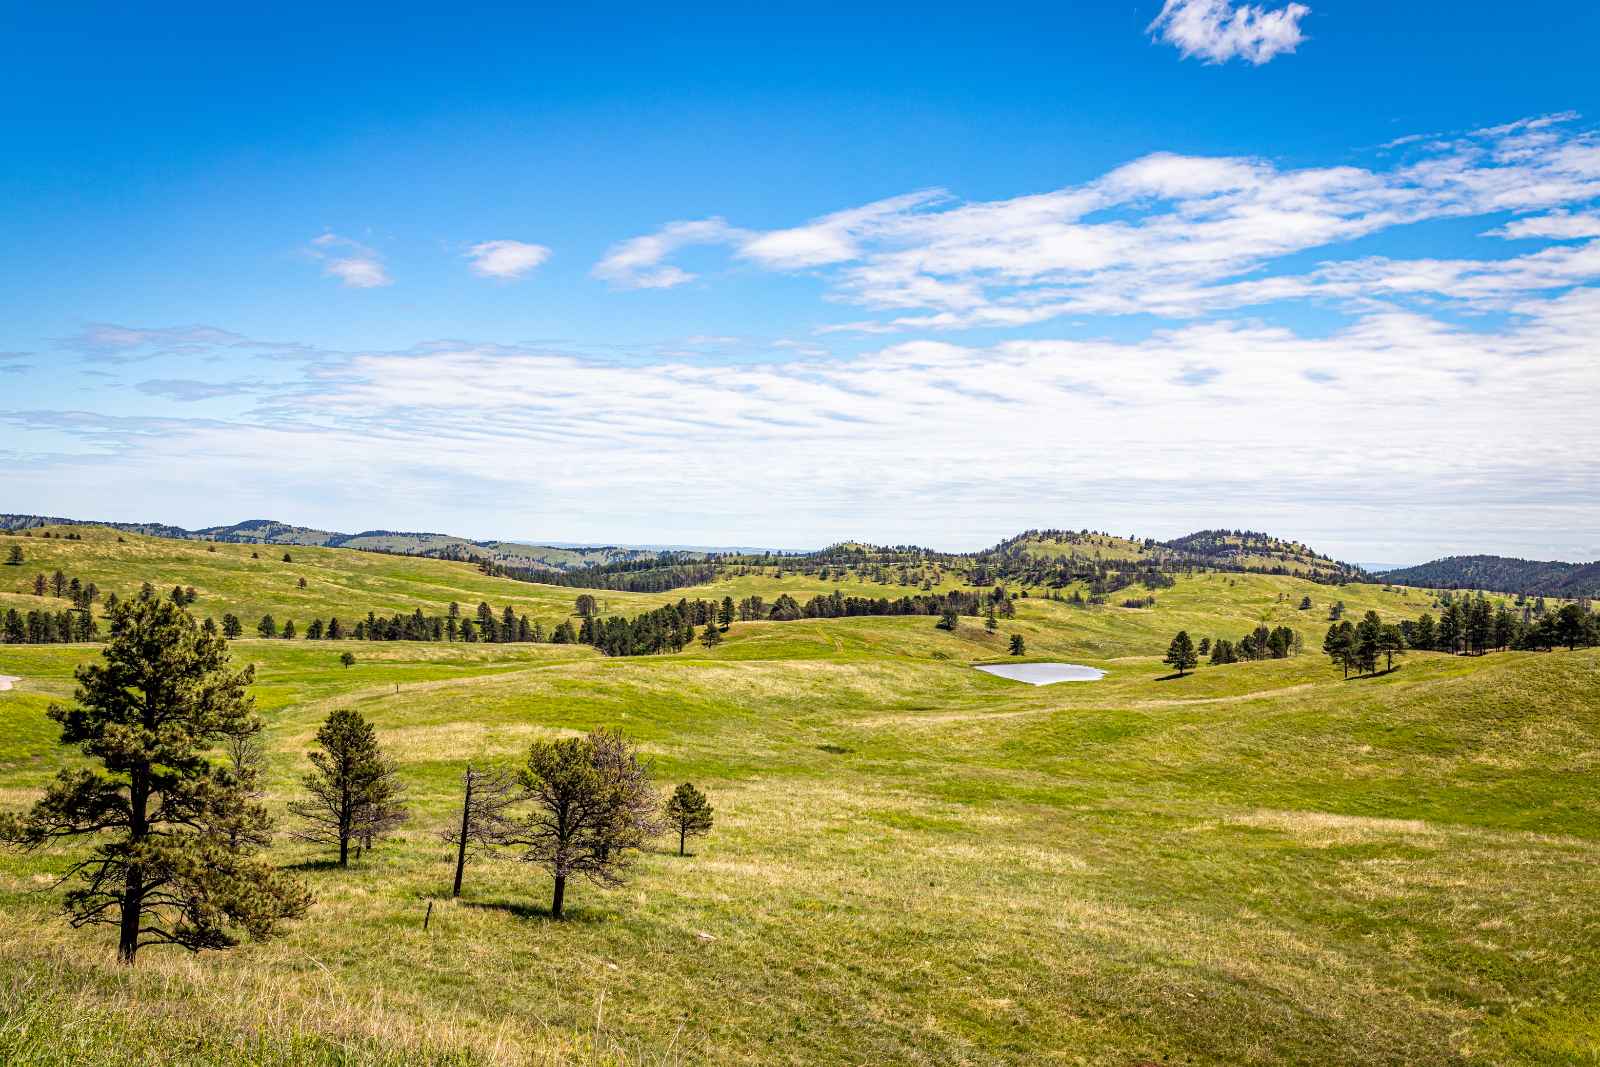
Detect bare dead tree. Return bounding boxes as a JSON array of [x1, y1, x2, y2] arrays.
[[440, 762, 520, 897]]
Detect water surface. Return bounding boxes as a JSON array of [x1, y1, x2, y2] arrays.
[[975, 662, 1105, 685]]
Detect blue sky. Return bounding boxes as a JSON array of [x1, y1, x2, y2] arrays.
[[3, 2, 1599, 562]]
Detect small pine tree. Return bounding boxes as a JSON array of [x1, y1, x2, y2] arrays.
[[340, 651, 356, 668], [701, 620, 723, 648], [1008, 633, 1025, 656], [5, 544, 21, 565], [257, 615, 277, 638], [1163, 630, 1199, 676], [664, 782, 714, 856], [288, 709, 407, 866]]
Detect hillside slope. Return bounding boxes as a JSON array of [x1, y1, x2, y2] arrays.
[[0, 514, 660, 571], [1383, 554, 1600, 597], [0, 560, 1596, 1064]]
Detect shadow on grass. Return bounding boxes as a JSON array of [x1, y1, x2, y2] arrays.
[[1346, 667, 1403, 681], [282, 858, 344, 872], [1153, 672, 1194, 681], [459, 899, 610, 924]]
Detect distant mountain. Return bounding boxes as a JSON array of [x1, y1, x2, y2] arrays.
[[1381, 555, 1600, 598], [0, 514, 666, 572]]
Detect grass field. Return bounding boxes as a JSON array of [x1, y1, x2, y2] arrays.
[[1, 533, 1597, 1065]]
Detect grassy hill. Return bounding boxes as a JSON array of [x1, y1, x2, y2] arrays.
[[984, 528, 1363, 582], [1, 532, 1597, 1065], [0, 514, 662, 572]]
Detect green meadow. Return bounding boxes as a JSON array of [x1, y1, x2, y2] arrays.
[[1, 531, 1597, 1065]]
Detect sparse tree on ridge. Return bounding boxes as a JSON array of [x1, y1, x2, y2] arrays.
[[289, 709, 408, 866], [0, 597, 309, 964], [664, 782, 713, 856], [1164, 630, 1199, 676], [506, 729, 659, 919]]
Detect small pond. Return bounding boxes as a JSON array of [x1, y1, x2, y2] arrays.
[[975, 662, 1106, 685]]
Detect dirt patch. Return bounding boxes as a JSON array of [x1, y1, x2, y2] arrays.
[[0, 675, 19, 692]]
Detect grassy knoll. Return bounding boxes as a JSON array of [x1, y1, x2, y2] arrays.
[[1, 541, 1597, 1065]]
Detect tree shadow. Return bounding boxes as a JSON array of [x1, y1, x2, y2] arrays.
[[458, 899, 610, 924], [1346, 666, 1402, 681], [1153, 672, 1192, 681], [282, 858, 344, 872]]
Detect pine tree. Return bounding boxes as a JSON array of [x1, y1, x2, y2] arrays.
[[1163, 630, 1199, 676], [506, 729, 659, 919], [700, 619, 723, 648], [288, 710, 408, 866], [1008, 633, 1026, 656], [663, 782, 713, 856], [5, 544, 21, 565], [0, 597, 309, 963], [257, 615, 276, 638], [222, 613, 242, 638]]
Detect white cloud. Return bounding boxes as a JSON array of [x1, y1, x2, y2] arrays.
[[1148, 0, 1310, 65], [308, 233, 391, 288], [592, 219, 745, 288], [17, 285, 1600, 558], [465, 239, 552, 279], [597, 115, 1600, 332], [1487, 210, 1600, 240]]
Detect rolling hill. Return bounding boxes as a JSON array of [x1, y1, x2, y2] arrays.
[[0, 514, 663, 572], [3, 524, 1597, 1064], [1382, 554, 1600, 598]]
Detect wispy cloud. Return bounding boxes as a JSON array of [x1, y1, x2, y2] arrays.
[[308, 233, 391, 288], [1487, 210, 1600, 240], [592, 219, 744, 289], [1148, 0, 1310, 65], [598, 115, 1600, 332], [8, 285, 1600, 556], [134, 378, 263, 402], [465, 239, 552, 280]]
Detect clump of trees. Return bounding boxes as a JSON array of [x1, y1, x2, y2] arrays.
[[0, 597, 310, 964], [1322, 611, 1407, 677], [1208, 625, 1301, 664]]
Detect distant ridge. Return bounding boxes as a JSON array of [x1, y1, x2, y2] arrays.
[[0, 513, 665, 573], [1381, 555, 1600, 598]]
